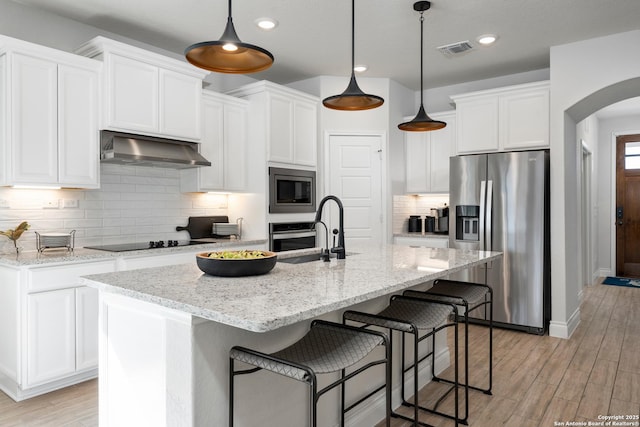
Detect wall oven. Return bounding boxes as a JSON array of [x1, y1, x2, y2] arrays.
[[269, 222, 317, 252], [269, 167, 316, 213]]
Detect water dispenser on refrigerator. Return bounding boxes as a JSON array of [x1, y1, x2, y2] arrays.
[[455, 205, 480, 241]]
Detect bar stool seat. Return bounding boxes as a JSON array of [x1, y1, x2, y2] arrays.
[[344, 295, 459, 427], [230, 319, 391, 427], [404, 279, 493, 425]]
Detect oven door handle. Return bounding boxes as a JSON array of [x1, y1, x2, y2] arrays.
[[271, 231, 316, 240]]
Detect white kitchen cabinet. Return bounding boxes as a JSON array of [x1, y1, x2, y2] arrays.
[[451, 81, 549, 154], [0, 36, 100, 188], [26, 288, 76, 386], [227, 81, 319, 168], [75, 36, 208, 141], [75, 286, 99, 371], [0, 259, 115, 401], [181, 91, 248, 192], [405, 111, 456, 193]]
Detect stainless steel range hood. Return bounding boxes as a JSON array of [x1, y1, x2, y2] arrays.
[[100, 130, 211, 169]]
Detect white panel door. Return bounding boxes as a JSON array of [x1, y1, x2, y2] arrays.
[[11, 53, 58, 184], [267, 93, 293, 163], [224, 102, 247, 191], [57, 64, 100, 188], [328, 134, 383, 244], [293, 100, 317, 166], [159, 69, 201, 140], [76, 286, 99, 371], [108, 54, 158, 133], [26, 289, 76, 386], [199, 97, 225, 190]]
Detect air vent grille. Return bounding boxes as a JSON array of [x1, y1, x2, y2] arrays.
[[437, 40, 473, 56]]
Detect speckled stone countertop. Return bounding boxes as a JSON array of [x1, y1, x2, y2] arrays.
[[0, 239, 267, 267], [80, 244, 501, 333]]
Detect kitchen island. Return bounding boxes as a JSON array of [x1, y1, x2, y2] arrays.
[[81, 244, 501, 427]]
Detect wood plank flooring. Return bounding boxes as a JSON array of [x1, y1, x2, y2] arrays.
[[1, 279, 639, 426]]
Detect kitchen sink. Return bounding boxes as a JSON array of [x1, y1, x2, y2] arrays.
[[277, 252, 358, 264], [277, 253, 324, 264]]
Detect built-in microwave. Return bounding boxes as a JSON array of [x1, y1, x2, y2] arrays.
[[269, 167, 316, 213]]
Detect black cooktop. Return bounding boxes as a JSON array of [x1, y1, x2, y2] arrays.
[[85, 239, 223, 252]]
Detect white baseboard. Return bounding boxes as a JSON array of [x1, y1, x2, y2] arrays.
[[344, 346, 451, 427], [0, 368, 97, 402], [549, 307, 580, 339], [598, 268, 612, 279]]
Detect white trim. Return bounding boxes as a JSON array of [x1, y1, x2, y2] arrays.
[[549, 307, 580, 339]]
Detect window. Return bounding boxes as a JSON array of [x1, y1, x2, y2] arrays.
[[625, 141, 640, 169]]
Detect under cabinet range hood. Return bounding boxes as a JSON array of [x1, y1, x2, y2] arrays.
[[100, 130, 211, 169]]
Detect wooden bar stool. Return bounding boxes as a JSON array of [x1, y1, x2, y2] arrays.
[[344, 295, 460, 427], [404, 278, 493, 424], [229, 319, 391, 427]]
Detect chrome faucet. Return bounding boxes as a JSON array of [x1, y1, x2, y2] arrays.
[[314, 195, 346, 259]]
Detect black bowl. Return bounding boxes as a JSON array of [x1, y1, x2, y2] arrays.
[[196, 251, 277, 277]]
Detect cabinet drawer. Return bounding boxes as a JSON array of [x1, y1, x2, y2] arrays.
[[28, 261, 116, 293]]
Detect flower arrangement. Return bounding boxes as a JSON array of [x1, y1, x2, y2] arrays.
[[1, 221, 30, 253]]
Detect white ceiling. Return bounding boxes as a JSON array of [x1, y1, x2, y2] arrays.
[[11, 0, 640, 91]]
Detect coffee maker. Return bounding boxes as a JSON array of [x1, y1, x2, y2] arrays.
[[431, 206, 449, 233]]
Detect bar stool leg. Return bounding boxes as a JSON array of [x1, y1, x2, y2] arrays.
[[229, 357, 235, 427]]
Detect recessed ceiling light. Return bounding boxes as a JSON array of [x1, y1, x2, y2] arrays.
[[354, 64, 367, 73], [477, 34, 498, 45], [255, 17, 278, 30]]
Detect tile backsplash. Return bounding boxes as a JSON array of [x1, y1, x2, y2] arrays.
[[0, 164, 230, 252], [393, 194, 450, 234]]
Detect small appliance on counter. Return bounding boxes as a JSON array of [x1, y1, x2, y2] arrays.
[[425, 216, 435, 232], [431, 206, 449, 234], [408, 215, 422, 232], [35, 230, 76, 252]]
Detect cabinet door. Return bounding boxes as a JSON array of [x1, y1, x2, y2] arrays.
[[405, 132, 429, 193], [26, 289, 75, 386], [0, 55, 7, 186], [58, 64, 100, 188], [455, 96, 498, 154], [159, 69, 201, 140], [268, 93, 294, 163], [224, 102, 247, 191], [107, 54, 158, 133], [76, 286, 99, 371], [293, 101, 317, 166], [499, 88, 549, 150], [11, 54, 58, 184], [198, 97, 225, 190], [429, 113, 455, 193]]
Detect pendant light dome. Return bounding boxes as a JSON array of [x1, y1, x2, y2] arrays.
[[323, 0, 384, 110], [398, 1, 446, 131], [185, 0, 274, 74]]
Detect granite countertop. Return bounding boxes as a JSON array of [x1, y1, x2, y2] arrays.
[[0, 239, 267, 267], [80, 244, 501, 333], [394, 232, 449, 239]]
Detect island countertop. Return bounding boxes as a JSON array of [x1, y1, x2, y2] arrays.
[[81, 244, 501, 333]]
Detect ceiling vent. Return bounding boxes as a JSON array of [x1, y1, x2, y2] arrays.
[[437, 40, 474, 56]]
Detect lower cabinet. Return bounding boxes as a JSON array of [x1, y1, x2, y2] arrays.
[[26, 288, 76, 386]]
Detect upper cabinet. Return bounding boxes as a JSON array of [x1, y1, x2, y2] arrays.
[[75, 37, 208, 141], [451, 81, 549, 154], [0, 36, 101, 188], [227, 81, 319, 168], [181, 91, 248, 192], [405, 111, 456, 194]]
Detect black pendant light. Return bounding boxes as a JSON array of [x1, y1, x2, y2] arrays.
[[185, 0, 274, 74], [398, 1, 446, 131], [322, 0, 384, 110]]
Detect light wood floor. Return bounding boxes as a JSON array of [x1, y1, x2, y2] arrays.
[[1, 280, 639, 426]]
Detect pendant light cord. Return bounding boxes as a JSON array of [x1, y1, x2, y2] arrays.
[[351, 0, 355, 75], [419, 11, 425, 106], [228, 0, 232, 18]]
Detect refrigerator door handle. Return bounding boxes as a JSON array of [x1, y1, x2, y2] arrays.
[[479, 180, 487, 251], [486, 180, 493, 253]]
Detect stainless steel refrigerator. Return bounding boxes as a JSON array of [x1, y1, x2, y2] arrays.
[[448, 150, 550, 334]]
